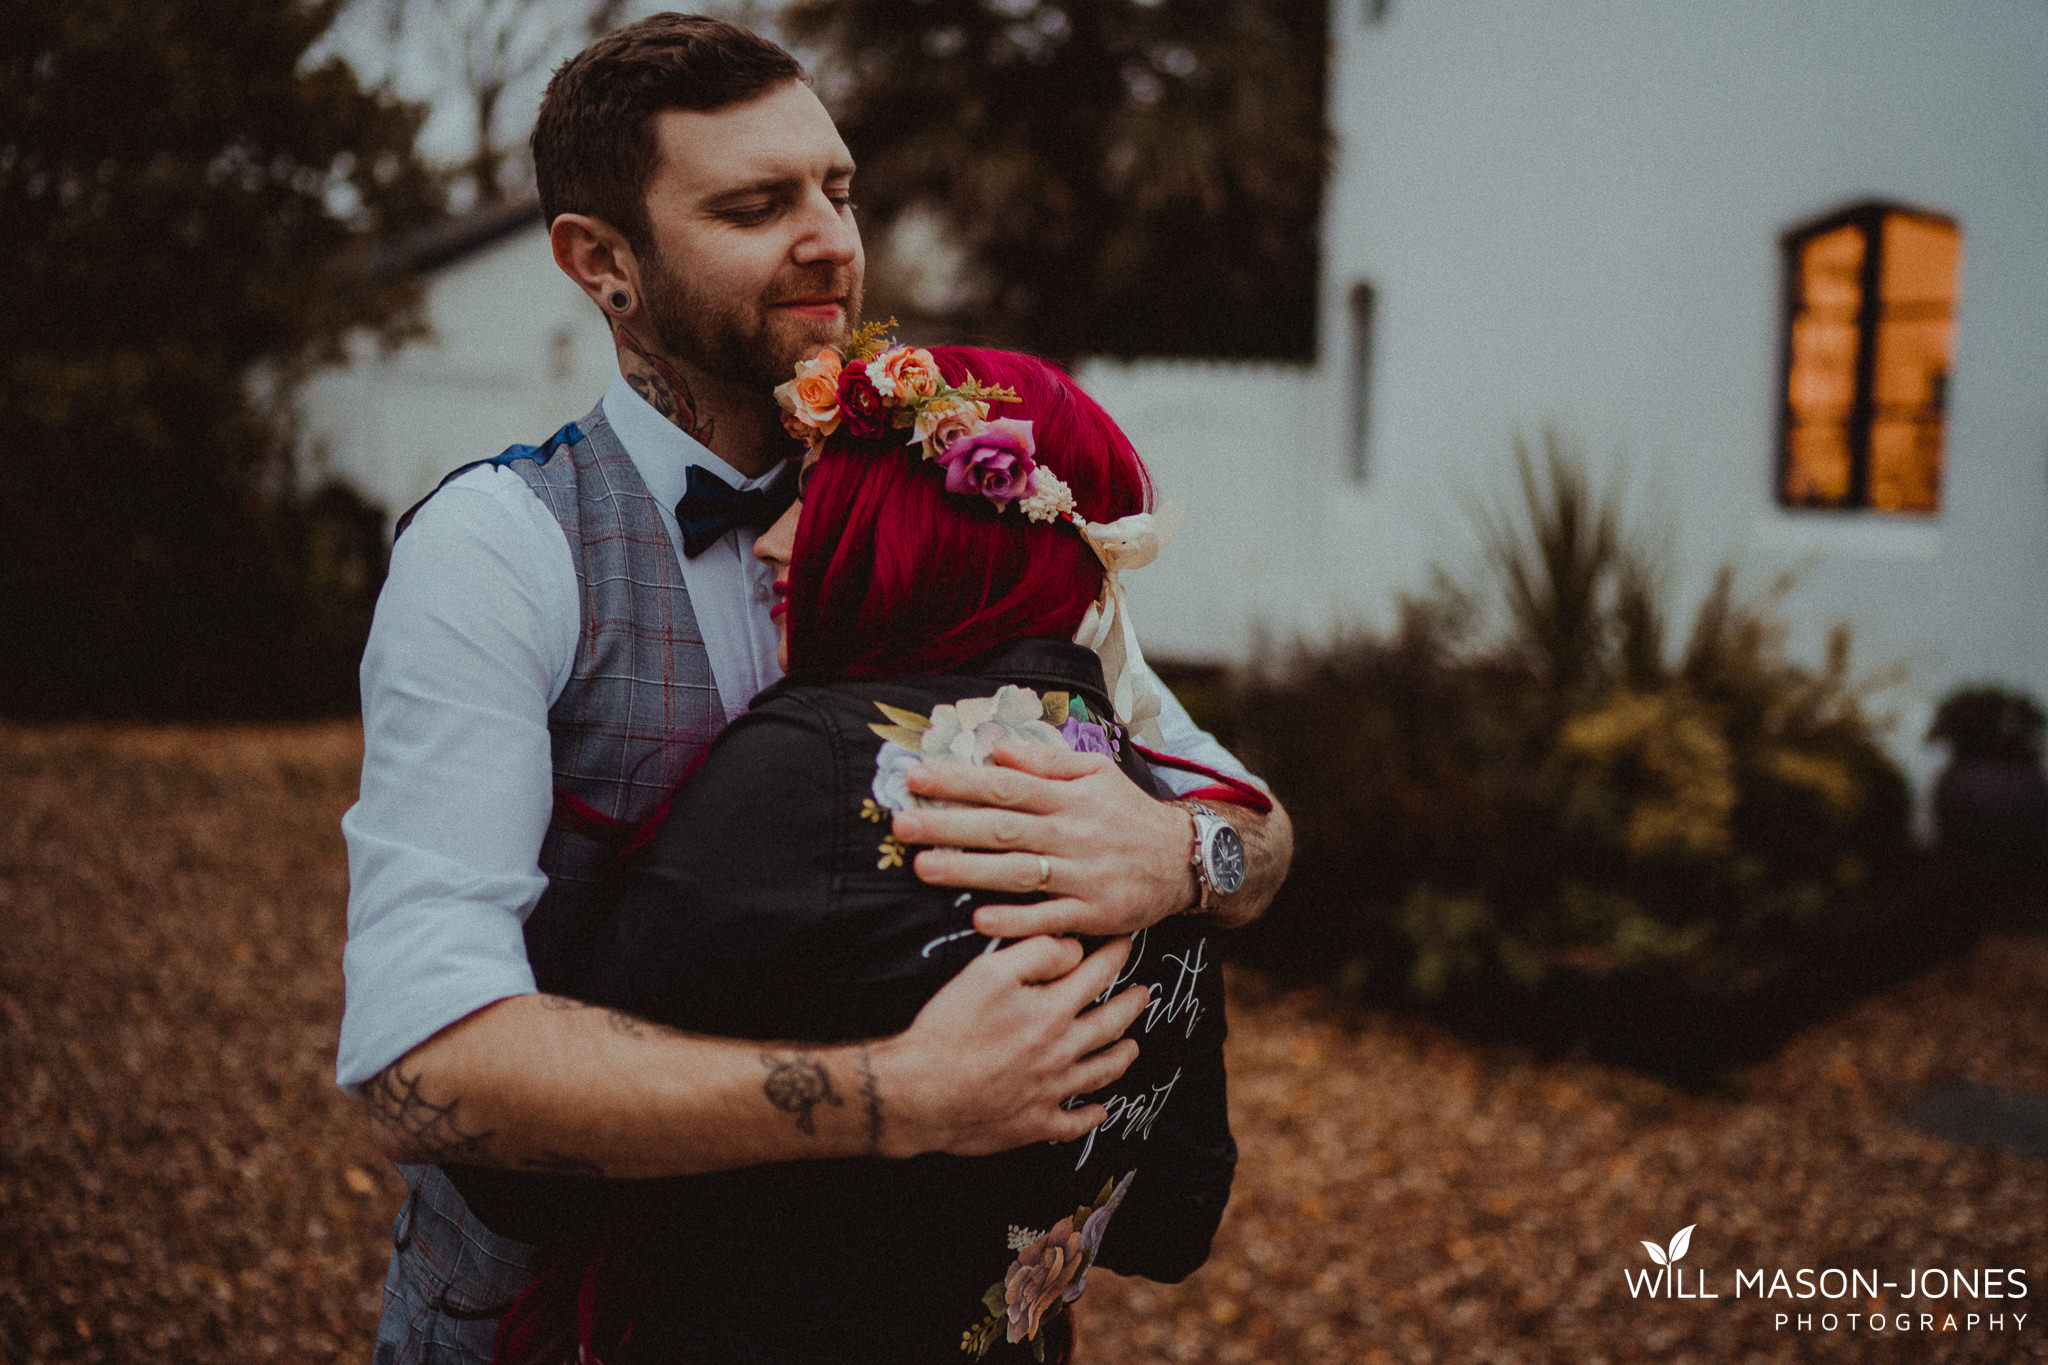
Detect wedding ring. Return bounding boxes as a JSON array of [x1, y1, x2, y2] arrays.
[[1034, 854, 1053, 893]]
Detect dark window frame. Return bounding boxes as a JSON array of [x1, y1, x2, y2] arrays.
[[1774, 199, 1959, 513]]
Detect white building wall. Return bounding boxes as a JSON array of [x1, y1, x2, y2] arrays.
[[1071, 360, 1326, 662], [297, 228, 615, 520], [1336, 0, 2048, 770], [1084, 0, 2048, 797]]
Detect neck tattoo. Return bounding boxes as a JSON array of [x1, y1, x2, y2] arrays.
[[616, 325, 716, 449]]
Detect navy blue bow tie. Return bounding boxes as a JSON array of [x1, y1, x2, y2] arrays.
[[675, 462, 798, 559]]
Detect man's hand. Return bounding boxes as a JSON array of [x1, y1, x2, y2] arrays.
[[892, 744, 1197, 938], [874, 935, 1150, 1158], [892, 743, 1295, 938]]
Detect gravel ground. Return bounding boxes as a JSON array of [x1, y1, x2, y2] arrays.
[[2, 721, 2042, 1364]]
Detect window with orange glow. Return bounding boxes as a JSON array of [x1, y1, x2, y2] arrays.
[[1778, 203, 1960, 513]]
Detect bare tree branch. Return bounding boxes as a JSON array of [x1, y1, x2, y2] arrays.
[[365, 0, 631, 203]]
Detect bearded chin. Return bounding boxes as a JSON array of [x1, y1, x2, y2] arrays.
[[641, 252, 861, 391]]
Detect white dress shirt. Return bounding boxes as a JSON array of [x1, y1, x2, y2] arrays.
[[338, 373, 1258, 1091]]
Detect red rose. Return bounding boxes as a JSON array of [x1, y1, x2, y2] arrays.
[[836, 366, 887, 439]]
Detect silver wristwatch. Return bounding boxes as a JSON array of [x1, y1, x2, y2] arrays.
[[1185, 803, 1247, 912]]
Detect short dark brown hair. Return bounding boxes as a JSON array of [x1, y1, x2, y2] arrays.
[[533, 14, 808, 253]]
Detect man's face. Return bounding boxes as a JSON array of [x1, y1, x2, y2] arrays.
[[636, 81, 864, 390]]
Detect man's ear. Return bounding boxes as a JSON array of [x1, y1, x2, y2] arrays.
[[550, 213, 640, 319]]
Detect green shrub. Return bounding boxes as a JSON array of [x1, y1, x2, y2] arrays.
[[1226, 432, 1911, 997]]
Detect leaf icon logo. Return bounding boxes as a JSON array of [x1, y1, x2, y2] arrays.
[[1641, 1223, 1696, 1266], [1667, 1224, 1694, 1263]]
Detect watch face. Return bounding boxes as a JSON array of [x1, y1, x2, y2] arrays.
[[1206, 823, 1247, 895]]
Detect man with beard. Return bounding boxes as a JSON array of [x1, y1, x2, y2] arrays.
[[340, 15, 1293, 1362]]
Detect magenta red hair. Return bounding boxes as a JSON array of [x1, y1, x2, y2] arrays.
[[783, 348, 1153, 678]]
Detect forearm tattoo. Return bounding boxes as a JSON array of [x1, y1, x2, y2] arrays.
[[615, 325, 715, 446], [538, 991, 673, 1041], [857, 1045, 885, 1156], [362, 1061, 497, 1165], [363, 997, 674, 1173], [760, 1050, 845, 1137]]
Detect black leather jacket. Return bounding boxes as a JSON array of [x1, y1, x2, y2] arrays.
[[472, 637, 1234, 1364]]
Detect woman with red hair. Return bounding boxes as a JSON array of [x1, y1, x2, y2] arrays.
[[777, 346, 1154, 680], [490, 346, 1258, 1364]]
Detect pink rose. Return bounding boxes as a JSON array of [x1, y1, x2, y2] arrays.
[[934, 417, 1037, 511], [836, 365, 886, 439]]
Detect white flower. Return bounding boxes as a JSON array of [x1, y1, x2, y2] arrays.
[[1019, 470, 1078, 525], [920, 702, 965, 763], [865, 356, 897, 400], [921, 687, 1066, 766], [992, 684, 1049, 729]]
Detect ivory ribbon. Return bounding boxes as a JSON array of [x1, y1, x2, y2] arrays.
[[1071, 499, 1186, 747]]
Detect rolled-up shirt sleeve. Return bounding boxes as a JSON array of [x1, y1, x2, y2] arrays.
[[1149, 682, 1267, 798], [336, 471, 579, 1093]]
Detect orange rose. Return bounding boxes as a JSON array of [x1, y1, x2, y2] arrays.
[[873, 345, 942, 404], [774, 347, 844, 436]]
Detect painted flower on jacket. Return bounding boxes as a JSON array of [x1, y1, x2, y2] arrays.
[[868, 687, 1100, 876], [871, 742, 922, 811], [1063, 1171, 1135, 1303], [922, 685, 1066, 767], [1057, 714, 1116, 759], [960, 1171, 1139, 1358], [1004, 1216, 1085, 1343]]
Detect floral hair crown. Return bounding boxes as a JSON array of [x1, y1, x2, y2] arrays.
[[773, 322, 1188, 746], [772, 319, 1080, 525]]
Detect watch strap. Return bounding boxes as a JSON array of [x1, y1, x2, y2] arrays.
[[1184, 802, 1221, 914]]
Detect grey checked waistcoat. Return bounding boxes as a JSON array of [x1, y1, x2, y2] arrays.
[[375, 404, 722, 1365]]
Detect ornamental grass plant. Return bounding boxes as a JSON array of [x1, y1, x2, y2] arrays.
[[1213, 433, 1922, 1080]]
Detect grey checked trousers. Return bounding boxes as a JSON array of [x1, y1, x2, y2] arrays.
[[371, 1165, 539, 1365]]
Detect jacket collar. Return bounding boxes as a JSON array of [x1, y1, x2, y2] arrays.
[[776, 637, 1117, 720]]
